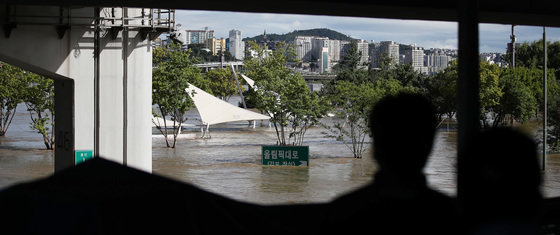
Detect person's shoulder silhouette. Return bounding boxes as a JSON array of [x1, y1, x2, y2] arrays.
[[462, 127, 542, 234], [324, 92, 455, 235]]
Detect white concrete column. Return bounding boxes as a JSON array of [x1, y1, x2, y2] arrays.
[[0, 6, 152, 172], [125, 26, 153, 172]]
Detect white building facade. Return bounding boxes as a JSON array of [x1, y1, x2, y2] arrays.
[[405, 44, 426, 73], [228, 29, 245, 60], [372, 41, 399, 68], [294, 36, 313, 61]]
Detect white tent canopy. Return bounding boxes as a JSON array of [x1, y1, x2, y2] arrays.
[[186, 83, 270, 126], [240, 74, 256, 89]]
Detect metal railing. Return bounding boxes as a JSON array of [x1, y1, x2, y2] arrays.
[[3, 5, 175, 38]]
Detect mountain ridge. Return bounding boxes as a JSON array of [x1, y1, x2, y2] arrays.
[[243, 28, 356, 42]]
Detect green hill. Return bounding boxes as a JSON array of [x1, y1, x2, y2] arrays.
[[244, 28, 355, 42]]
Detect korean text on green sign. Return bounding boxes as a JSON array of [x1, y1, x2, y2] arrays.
[[262, 146, 309, 166], [75, 150, 93, 165]]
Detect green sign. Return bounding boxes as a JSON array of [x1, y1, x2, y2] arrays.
[[262, 146, 309, 166], [75, 150, 93, 165]]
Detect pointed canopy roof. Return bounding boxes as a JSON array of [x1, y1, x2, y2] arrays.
[[240, 74, 256, 89], [186, 83, 270, 125]]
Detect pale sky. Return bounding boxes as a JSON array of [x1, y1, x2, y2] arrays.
[[175, 10, 560, 53]]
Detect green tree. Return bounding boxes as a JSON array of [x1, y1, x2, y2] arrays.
[[479, 62, 504, 127], [323, 48, 408, 158], [152, 43, 207, 148], [389, 63, 429, 93], [244, 41, 327, 146], [23, 72, 55, 149], [334, 41, 361, 72], [0, 62, 25, 136], [323, 81, 379, 158], [549, 91, 560, 152], [427, 61, 458, 121], [323, 41, 368, 95], [506, 40, 560, 79], [491, 68, 537, 126], [205, 67, 238, 101]]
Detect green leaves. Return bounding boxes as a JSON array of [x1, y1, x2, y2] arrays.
[[205, 68, 237, 101], [1, 62, 54, 149], [152, 43, 206, 148], [0, 62, 26, 136], [23, 72, 55, 150], [244, 41, 327, 146]]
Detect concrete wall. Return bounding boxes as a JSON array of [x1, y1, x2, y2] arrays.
[[0, 6, 152, 172]]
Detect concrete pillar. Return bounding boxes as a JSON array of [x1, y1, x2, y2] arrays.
[[54, 79, 75, 171], [0, 6, 152, 172]]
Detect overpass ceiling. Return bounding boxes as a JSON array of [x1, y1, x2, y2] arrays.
[[1, 0, 560, 27]]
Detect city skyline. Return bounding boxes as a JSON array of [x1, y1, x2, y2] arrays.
[[175, 10, 560, 53]]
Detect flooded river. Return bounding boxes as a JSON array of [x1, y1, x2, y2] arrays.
[[1, 103, 560, 205]]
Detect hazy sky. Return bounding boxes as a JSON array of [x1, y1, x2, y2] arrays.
[[175, 10, 560, 53]]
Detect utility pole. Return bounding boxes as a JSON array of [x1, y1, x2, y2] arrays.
[[230, 64, 247, 109], [511, 25, 516, 68], [542, 26, 548, 170]]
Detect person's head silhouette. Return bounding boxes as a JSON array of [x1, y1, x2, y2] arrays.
[[463, 127, 541, 227], [369, 92, 437, 176]]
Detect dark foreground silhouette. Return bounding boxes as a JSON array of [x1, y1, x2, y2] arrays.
[[2, 93, 560, 234], [0, 157, 327, 235], [322, 93, 456, 235], [462, 127, 542, 234]]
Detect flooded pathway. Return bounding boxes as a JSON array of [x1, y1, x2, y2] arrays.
[[2, 103, 560, 204]]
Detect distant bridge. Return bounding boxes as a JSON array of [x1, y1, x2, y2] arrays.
[[195, 61, 244, 72], [302, 74, 336, 82]]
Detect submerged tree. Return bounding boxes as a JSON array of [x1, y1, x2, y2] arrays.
[[244, 41, 327, 146], [205, 67, 238, 101], [427, 61, 458, 121], [323, 81, 378, 158], [0, 62, 25, 137], [152, 43, 207, 148], [23, 72, 55, 150]]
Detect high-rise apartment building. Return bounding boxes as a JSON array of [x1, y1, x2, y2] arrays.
[[328, 39, 342, 63], [424, 49, 454, 75], [183, 27, 214, 45], [206, 38, 226, 56], [293, 36, 368, 71], [405, 44, 425, 73], [311, 37, 329, 61], [228, 29, 245, 60], [356, 40, 369, 65], [425, 51, 451, 68], [294, 36, 313, 61], [372, 41, 399, 68], [319, 47, 330, 73]]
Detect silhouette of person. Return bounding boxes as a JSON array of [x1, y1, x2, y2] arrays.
[[323, 92, 455, 235], [461, 127, 542, 235]]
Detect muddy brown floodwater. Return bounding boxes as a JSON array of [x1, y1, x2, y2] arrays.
[[2, 103, 560, 204]]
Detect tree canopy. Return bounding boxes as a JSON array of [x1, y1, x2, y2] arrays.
[[152, 43, 208, 148], [244, 41, 327, 146], [23, 73, 55, 150], [0, 62, 25, 136]]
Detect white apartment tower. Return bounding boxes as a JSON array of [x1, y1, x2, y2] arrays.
[[424, 50, 452, 75], [405, 44, 425, 73], [185, 27, 214, 45], [328, 39, 342, 63], [294, 36, 313, 61], [228, 29, 245, 60], [357, 40, 369, 65], [373, 41, 399, 68]]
